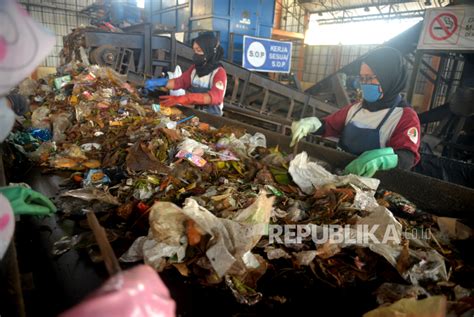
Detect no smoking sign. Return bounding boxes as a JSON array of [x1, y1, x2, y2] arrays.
[[429, 13, 458, 41], [418, 7, 474, 51], [420, 8, 465, 49]]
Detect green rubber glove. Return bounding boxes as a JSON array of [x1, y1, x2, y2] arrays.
[[344, 147, 398, 178], [290, 117, 322, 147], [0, 187, 57, 216]]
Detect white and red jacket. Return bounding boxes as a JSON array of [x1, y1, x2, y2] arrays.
[[173, 65, 227, 110], [323, 102, 421, 164]]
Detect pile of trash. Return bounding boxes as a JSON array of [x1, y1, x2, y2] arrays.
[[5, 62, 473, 316]]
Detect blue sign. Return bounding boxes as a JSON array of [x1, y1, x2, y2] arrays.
[[242, 35, 292, 73]]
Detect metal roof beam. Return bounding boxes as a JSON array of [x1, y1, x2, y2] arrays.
[[316, 9, 425, 24], [305, 0, 414, 14]]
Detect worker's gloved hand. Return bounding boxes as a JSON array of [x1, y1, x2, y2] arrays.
[[6, 94, 30, 116], [0, 187, 57, 216], [60, 264, 176, 317], [144, 77, 168, 91], [159, 93, 207, 107], [290, 117, 322, 147], [344, 147, 398, 178]]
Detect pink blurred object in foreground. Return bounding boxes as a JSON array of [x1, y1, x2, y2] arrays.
[[60, 265, 175, 317]]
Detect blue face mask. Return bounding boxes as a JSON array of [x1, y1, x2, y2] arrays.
[[361, 84, 382, 102]]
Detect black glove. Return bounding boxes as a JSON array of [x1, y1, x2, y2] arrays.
[[6, 94, 30, 116]]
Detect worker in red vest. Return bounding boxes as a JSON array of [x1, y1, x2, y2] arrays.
[[145, 32, 227, 116], [291, 47, 421, 177]]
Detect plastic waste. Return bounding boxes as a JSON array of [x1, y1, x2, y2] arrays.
[[121, 191, 273, 280], [52, 230, 118, 256], [239, 132, 267, 155], [54, 75, 72, 90], [152, 104, 160, 112], [29, 128, 52, 142], [75, 101, 92, 122], [216, 134, 246, 155], [289, 152, 380, 195], [52, 113, 72, 143], [80, 143, 102, 152], [289, 152, 337, 194], [60, 188, 120, 206], [119, 97, 128, 106], [207, 149, 239, 161], [225, 275, 263, 306], [31, 106, 51, 130], [132, 181, 154, 200], [19, 78, 39, 96], [83, 169, 111, 187], [176, 150, 207, 167], [363, 295, 447, 317], [177, 138, 209, 156]]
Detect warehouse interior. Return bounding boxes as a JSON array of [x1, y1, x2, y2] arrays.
[[0, 0, 473, 316]]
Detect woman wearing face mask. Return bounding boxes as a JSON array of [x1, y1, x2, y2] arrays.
[[144, 31, 227, 116], [291, 47, 421, 177]]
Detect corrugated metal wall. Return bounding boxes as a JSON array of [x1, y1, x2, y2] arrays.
[[303, 44, 376, 83], [19, 0, 95, 67]]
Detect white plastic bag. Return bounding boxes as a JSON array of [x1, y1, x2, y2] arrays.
[[289, 152, 337, 194]]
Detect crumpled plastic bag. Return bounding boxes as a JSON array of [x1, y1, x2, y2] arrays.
[[52, 112, 72, 143], [289, 152, 337, 194], [350, 183, 379, 210], [19, 78, 39, 96], [168, 66, 186, 96], [289, 152, 379, 195], [177, 138, 209, 156], [216, 134, 247, 155], [121, 191, 274, 278], [75, 101, 92, 123], [26, 141, 56, 162], [60, 188, 120, 206], [238, 132, 267, 155], [120, 202, 189, 270], [31, 106, 51, 130], [217, 133, 267, 157], [306, 202, 445, 285], [367, 243, 447, 285]]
